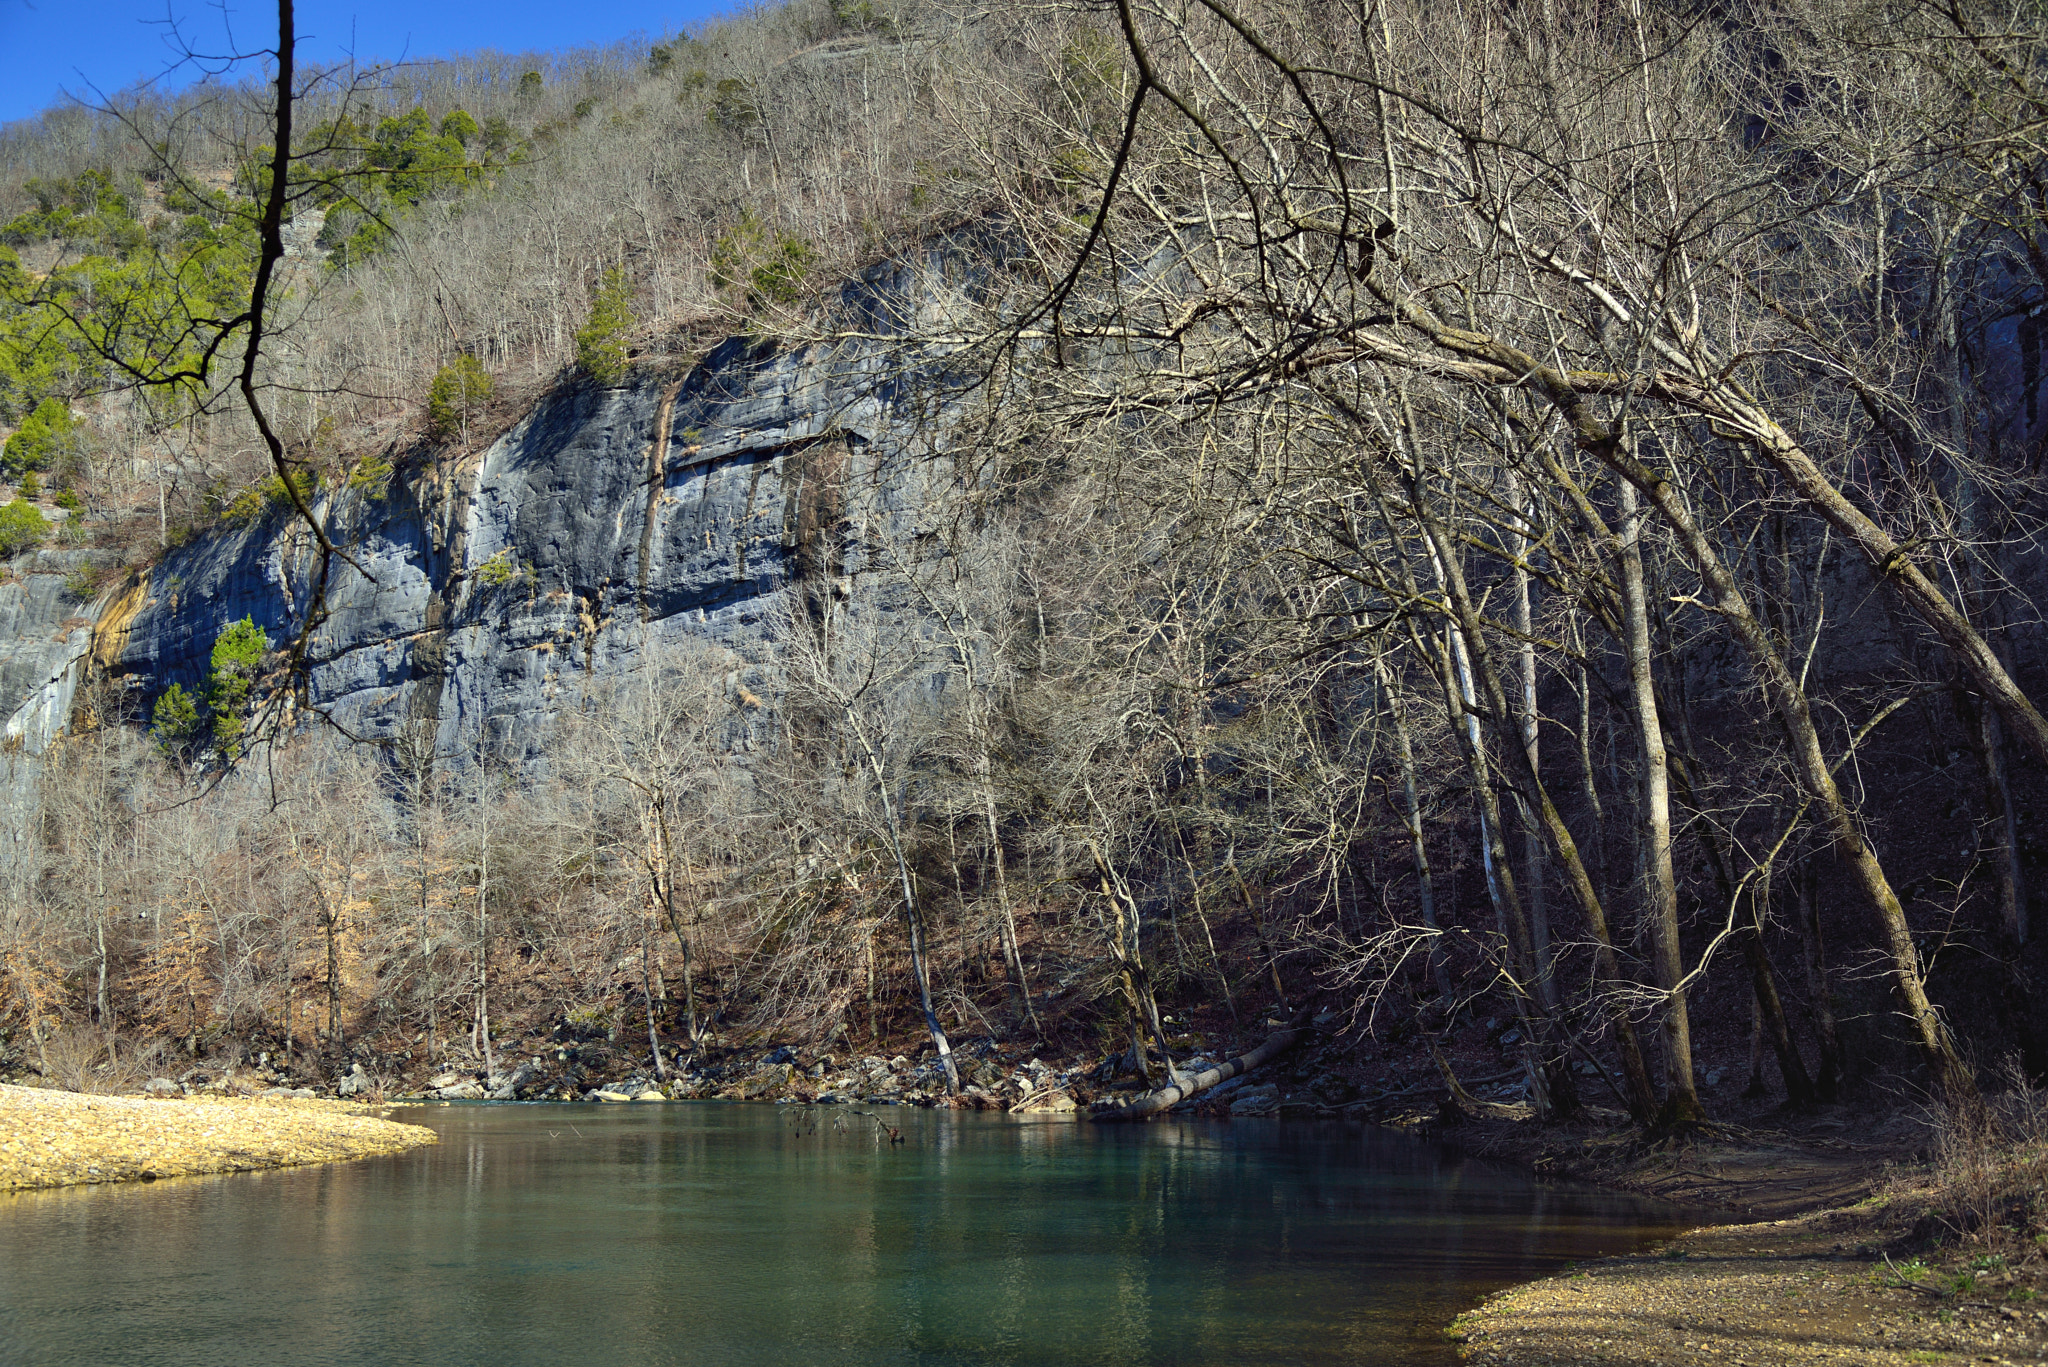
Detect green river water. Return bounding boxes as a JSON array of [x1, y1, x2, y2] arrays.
[[0, 1103, 1695, 1366]]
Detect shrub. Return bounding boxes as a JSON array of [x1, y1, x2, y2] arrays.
[[709, 78, 759, 134], [472, 548, 522, 587], [752, 235, 817, 306], [575, 267, 634, 385], [61, 560, 106, 600], [3, 398, 78, 478], [348, 454, 394, 495], [439, 109, 479, 146], [480, 116, 516, 159], [150, 682, 200, 751], [426, 355, 495, 441], [830, 0, 895, 33], [16, 471, 38, 500], [221, 469, 317, 526], [710, 214, 818, 307], [0, 499, 47, 555]]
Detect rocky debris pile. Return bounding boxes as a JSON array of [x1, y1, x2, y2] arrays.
[[0, 1082, 436, 1190]]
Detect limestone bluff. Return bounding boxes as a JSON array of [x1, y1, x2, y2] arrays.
[[0, 260, 955, 783]]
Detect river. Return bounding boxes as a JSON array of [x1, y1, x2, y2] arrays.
[[0, 1103, 1693, 1365]]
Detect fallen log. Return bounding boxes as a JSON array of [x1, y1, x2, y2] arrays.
[[1088, 1018, 1308, 1123], [1428, 1038, 1536, 1122]]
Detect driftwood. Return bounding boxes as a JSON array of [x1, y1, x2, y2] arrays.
[[1428, 1039, 1536, 1121], [1088, 1018, 1308, 1123]]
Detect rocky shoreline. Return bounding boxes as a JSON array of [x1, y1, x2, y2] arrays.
[[400, 1031, 1350, 1118], [0, 1083, 437, 1191]]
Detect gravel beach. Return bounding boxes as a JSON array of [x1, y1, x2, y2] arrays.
[[1451, 1207, 2048, 1366], [0, 1083, 437, 1190]]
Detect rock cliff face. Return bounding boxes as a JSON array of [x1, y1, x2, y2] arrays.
[[82, 281, 943, 767], [0, 549, 106, 852]]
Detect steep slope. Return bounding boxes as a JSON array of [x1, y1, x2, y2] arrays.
[[85, 274, 940, 764]]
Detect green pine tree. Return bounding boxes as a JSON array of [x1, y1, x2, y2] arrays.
[[575, 267, 634, 385]]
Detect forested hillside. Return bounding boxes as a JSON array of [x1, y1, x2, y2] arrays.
[[0, 0, 2042, 1138]]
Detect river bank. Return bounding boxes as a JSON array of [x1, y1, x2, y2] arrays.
[[11, 1052, 2039, 1367], [1444, 1104, 2048, 1367], [1451, 1210, 2047, 1366], [0, 1083, 437, 1191]]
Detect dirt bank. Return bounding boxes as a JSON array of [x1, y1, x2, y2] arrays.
[[0, 1083, 437, 1191]]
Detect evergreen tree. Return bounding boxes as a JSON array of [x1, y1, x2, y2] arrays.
[[575, 268, 633, 385]]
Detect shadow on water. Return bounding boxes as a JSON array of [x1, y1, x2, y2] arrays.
[[0, 1104, 1699, 1367]]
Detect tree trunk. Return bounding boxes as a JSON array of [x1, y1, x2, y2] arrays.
[[978, 754, 1040, 1034], [642, 921, 666, 1081], [1090, 1015, 1306, 1122], [1596, 438, 1976, 1108], [1508, 470, 1557, 1013], [1618, 481, 1705, 1127], [1958, 690, 2027, 946], [324, 903, 343, 1062], [1374, 656, 1454, 1005], [1794, 861, 1848, 1098]]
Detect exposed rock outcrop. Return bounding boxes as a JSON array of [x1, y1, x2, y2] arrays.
[[85, 270, 947, 767]]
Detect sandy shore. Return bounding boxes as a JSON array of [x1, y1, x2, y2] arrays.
[[1451, 1193, 2048, 1366], [0, 1083, 437, 1191]]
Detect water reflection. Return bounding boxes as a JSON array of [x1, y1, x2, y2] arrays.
[[0, 1105, 1694, 1366]]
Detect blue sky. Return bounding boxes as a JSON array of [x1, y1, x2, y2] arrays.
[[0, 0, 732, 126]]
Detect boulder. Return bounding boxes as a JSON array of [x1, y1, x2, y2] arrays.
[[433, 1081, 485, 1100], [738, 1064, 793, 1100], [1013, 1089, 1077, 1114], [1309, 1073, 1357, 1104], [485, 1061, 544, 1100], [1230, 1085, 1280, 1117], [141, 1077, 179, 1096], [337, 1064, 373, 1097], [427, 1071, 469, 1090]]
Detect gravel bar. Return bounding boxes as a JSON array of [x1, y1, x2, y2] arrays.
[[1451, 1212, 2048, 1366], [0, 1083, 437, 1190]]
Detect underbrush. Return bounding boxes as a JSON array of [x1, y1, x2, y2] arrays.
[[32, 1028, 172, 1095], [1886, 1064, 2048, 1283]]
